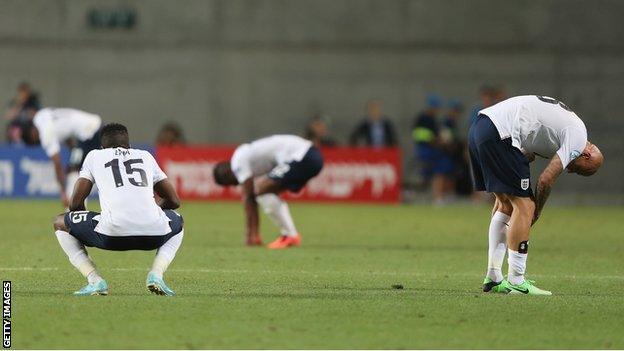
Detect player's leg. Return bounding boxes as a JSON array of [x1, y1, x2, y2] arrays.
[[468, 117, 507, 292], [257, 193, 298, 237], [504, 195, 551, 295], [483, 194, 512, 292], [67, 132, 99, 206], [258, 146, 323, 249], [53, 212, 107, 295], [255, 178, 301, 249], [147, 210, 184, 296]]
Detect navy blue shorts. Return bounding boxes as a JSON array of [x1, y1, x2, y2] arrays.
[[268, 146, 324, 192], [69, 128, 102, 169], [64, 209, 184, 251], [468, 115, 533, 197]]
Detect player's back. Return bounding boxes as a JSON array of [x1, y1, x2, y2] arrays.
[[80, 147, 170, 236], [480, 95, 586, 157], [34, 107, 101, 142], [247, 135, 312, 164]]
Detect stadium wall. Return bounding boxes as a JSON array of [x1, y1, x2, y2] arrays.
[[0, 0, 623, 201]]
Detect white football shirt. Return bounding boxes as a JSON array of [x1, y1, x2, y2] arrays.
[[230, 135, 313, 183], [33, 108, 102, 157], [480, 95, 588, 168], [79, 147, 172, 236]]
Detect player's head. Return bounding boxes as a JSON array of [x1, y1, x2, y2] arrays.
[[22, 121, 40, 145], [567, 142, 603, 176], [213, 161, 239, 186], [101, 123, 130, 149]]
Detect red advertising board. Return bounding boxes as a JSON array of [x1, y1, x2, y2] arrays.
[[156, 146, 401, 203]]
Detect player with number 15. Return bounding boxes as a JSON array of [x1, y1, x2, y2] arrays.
[[52, 123, 184, 296]]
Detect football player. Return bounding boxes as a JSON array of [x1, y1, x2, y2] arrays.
[[52, 123, 184, 296], [469, 95, 603, 295], [32, 108, 102, 207], [213, 135, 324, 249]]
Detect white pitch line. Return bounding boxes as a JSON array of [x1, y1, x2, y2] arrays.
[[1, 267, 623, 280]]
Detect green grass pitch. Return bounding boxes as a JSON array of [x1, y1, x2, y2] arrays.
[[1, 200, 623, 349]]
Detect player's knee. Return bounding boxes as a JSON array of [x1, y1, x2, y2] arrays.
[[499, 200, 513, 215], [53, 214, 68, 231], [494, 194, 513, 215], [510, 197, 535, 216]]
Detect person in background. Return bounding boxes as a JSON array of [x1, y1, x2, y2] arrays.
[[3, 82, 41, 144], [30, 108, 102, 207], [349, 99, 397, 148], [469, 84, 506, 125], [442, 99, 472, 197], [413, 93, 454, 204], [304, 114, 337, 148], [156, 121, 186, 146]]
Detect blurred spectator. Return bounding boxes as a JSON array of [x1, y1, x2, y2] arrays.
[[469, 84, 505, 125], [304, 114, 337, 147], [349, 99, 397, 147], [442, 99, 472, 197], [156, 121, 186, 146], [412, 93, 455, 204], [3, 82, 41, 144]]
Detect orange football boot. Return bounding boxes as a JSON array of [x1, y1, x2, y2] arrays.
[[266, 234, 301, 249]]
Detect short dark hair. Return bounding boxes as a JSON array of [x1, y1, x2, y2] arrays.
[[213, 161, 233, 185], [101, 123, 129, 148]]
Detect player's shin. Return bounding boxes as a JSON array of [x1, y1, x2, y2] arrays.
[[257, 194, 298, 237], [150, 230, 184, 278], [486, 211, 510, 282], [55, 230, 102, 284], [506, 198, 533, 285]]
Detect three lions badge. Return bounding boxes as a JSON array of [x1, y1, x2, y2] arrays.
[[521, 178, 530, 190]]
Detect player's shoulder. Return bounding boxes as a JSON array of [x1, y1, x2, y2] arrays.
[[232, 143, 251, 161], [126, 148, 155, 159], [33, 107, 53, 124]]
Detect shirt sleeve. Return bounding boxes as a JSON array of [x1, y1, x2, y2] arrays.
[[556, 127, 588, 168], [78, 152, 95, 183], [230, 146, 252, 183], [148, 152, 167, 184], [39, 127, 61, 157]]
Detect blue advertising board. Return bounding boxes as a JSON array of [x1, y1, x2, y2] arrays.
[[0, 144, 154, 198]]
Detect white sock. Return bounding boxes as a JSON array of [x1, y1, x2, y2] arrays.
[[507, 249, 527, 285], [256, 194, 298, 237], [55, 230, 102, 284], [486, 211, 510, 282], [149, 231, 184, 278]]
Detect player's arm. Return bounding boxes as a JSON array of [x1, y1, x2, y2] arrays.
[[521, 148, 536, 163], [241, 178, 260, 239], [50, 153, 68, 206], [154, 179, 180, 210], [533, 154, 564, 225], [69, 178, 93, 211]]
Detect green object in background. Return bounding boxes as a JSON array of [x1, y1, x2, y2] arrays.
[[412, 127, 435, 143]]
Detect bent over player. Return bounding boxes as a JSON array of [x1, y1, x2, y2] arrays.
[[32, 107, 102, 207], [53, 123, 184, 296], [213, 135, 324, 249], [469, 95, 603, 295]]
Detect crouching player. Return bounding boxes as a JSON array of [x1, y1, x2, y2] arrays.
[[213, 135, 324, 249], [469, 95, 603, 295], [53, 123, 184, 296]]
